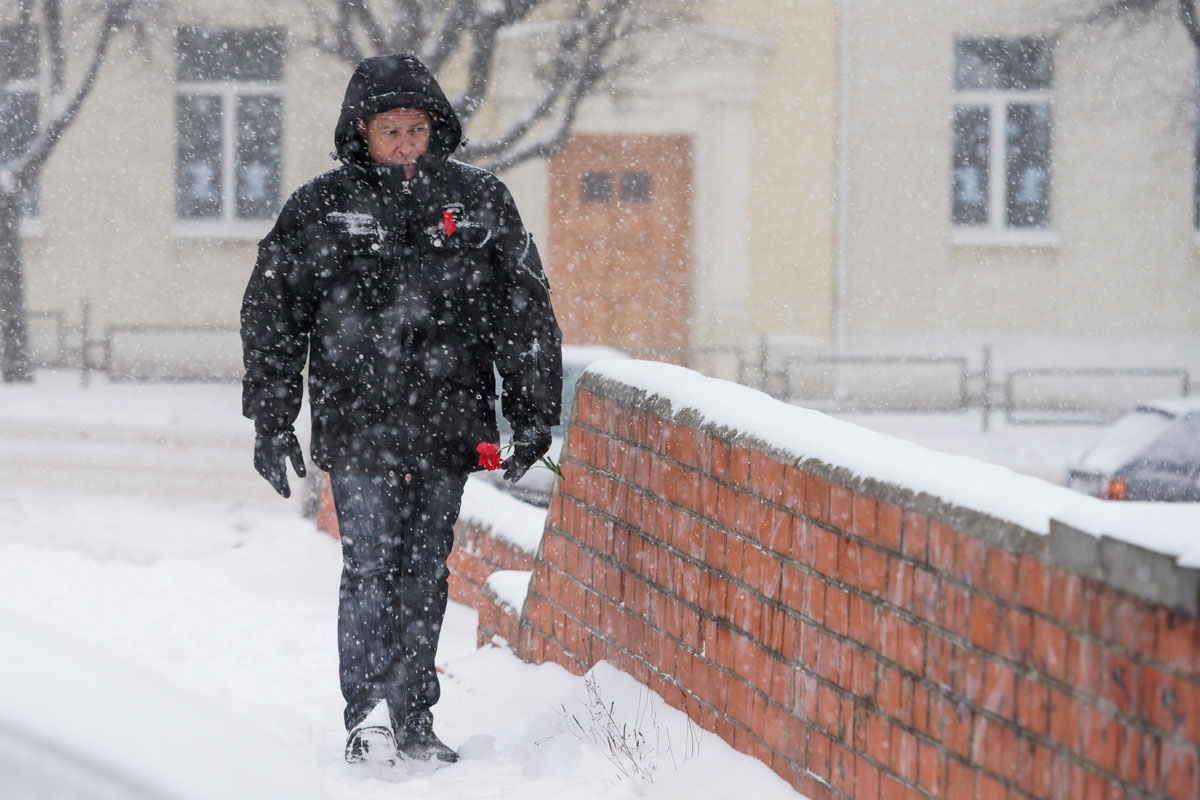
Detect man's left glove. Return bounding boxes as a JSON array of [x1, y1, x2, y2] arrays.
[[503, 426, 552, 483], [254, 429, 307, 498]]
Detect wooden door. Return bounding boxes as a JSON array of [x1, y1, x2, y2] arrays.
[[547, 135, 693, 358]]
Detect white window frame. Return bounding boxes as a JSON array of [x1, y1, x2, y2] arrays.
[[951, 84, 1058, 248], [172, 79, 281, 241]]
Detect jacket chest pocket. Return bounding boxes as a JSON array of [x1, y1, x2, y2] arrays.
[[328, 232, 399, 311]]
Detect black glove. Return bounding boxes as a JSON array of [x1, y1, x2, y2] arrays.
[[503, 426, 552, 483], [254, 429, 306, 498]]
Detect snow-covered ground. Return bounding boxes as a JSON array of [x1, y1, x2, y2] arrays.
[[0, 371, 800, 800]]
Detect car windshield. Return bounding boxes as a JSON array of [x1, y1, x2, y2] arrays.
[[1140, 413, 1200, 472], [1076, 408, 1175, 473]]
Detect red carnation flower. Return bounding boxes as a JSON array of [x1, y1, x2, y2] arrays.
[[477, 441, 502, 471]]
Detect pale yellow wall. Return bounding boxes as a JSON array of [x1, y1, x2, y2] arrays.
[[22, 0, 840, 368], [704, 0, 837, 339], [844, 1, 1200, 336], [23, 3, 347, 338]]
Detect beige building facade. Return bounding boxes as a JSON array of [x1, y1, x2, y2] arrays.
[[14, 0, 836, 380], [23, 0, 1190, 391], [838, 1, 1200, 354]]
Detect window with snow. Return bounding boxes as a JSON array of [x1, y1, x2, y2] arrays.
[[951, 38, 1053, 235], [0, 25, 40, 225], [174, 27, 284, 228]]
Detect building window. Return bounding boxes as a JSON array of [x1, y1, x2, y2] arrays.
[[952, 37, 1053, 235], [175, 27, 284, 230], [581, 172, 613, 203], [620, 171, 652, 203], [0, 25, 40, 223]]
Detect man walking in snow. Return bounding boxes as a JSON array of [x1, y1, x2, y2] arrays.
[[240, 54, 562, 765]]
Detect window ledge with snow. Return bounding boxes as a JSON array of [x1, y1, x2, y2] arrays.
[[172, 220, 271, 242], [950, 228, 1061, 249]]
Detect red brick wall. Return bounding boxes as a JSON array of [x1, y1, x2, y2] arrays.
[[499, 374, 1200, 800], [448, 521, 535, 610]]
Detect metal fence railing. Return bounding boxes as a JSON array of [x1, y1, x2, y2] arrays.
[[23, 307, 1195, 429], [1002, 367, 1191, 426]]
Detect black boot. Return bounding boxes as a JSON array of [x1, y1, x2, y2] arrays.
[[345, 725, 397, 765], [345, 700, 398, 764], [398, 723, 458, 764]]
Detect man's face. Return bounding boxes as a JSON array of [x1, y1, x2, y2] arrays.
[[356, 108, 432, 173]]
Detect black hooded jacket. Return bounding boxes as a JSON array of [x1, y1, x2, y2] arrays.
[[240, 55, 563, 473]]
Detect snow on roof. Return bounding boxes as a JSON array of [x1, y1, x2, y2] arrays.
[[587, 360, 1200, 569]]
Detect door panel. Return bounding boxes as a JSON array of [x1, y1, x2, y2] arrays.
[[547, 135, 693, 359]]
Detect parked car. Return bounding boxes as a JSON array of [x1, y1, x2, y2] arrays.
[[481, 345, 628, 506], [1065, 398, 1200, 501]]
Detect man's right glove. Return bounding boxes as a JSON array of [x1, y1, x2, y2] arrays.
[[503, 426, 552, 483], [254, 429, 307, 498]]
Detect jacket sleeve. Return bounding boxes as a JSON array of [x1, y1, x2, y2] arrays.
[[240, 196, 316, 435], [491, 184, 563, 434]]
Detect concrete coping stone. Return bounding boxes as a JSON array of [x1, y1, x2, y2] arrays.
[[578, 370, 1200, 618]]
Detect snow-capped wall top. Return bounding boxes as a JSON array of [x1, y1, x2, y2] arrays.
[[584, 359, 1200, 575]]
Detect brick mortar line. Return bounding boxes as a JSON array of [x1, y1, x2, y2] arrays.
[[564, 412, 1200, 794], [552, 479, 1200, 720], [545, 504, 1200, 766], [542, 506, 1200, 786], [450, 548, 530, 578], [571, 403, 1200, 619], [526, 567, 1172, 800], [455, 527, 535, 564], [544, 501, 1200, 763], [548, 510, 1200, 784], [537, 550, 1183, 796], [531, 572, 1157, 800], [521, 586, 854, 792], [558, 458, 1200, 689]]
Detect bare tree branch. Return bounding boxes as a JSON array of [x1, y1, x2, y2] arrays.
[[423, 0, 474, 73], [1178, 0, 1200, 48], [302, 0, 668, 170], [13, 3, 123, 180], [464, 21, 585, 158], [351, 0, 388, 53], [479, 0, 639, 172], [394, 0, 428, 53], [1, 0, 159, 382], [46, 0, 64, 103], [303, 0, 364, 63]]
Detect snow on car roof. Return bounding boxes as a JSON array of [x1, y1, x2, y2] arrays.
[[1136, 396, 1200, 417]]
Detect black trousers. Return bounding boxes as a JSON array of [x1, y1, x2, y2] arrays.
[[328, 464, 467, 737]]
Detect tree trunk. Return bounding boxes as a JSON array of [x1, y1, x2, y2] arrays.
[[1180, 0, 1200, 49], [0, 189, 33, 382]]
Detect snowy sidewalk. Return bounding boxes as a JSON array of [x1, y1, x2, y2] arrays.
[[0, 373, 800, 799]]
